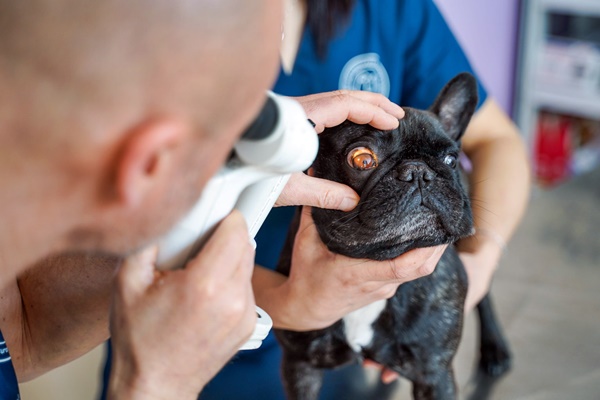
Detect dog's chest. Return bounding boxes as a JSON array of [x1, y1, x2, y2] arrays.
[[342, 299, 387, 352]]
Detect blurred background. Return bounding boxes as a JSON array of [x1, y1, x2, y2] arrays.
[[19, 0, 600, 398]]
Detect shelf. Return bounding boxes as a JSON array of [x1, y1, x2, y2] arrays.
[[533, 89, 600, 120], [538, 0, 600, 15]]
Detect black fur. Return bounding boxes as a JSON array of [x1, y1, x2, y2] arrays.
[[274, 73, 511, 399]]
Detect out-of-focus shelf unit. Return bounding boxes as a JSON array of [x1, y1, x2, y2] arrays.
[[515, 0, 600, 186]]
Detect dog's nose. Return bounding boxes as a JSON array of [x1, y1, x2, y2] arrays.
[[397, 161, 436, 188]]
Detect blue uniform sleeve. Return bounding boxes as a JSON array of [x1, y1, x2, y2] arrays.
[[399, 0, 487, 110], [0, 330, 20, 400]]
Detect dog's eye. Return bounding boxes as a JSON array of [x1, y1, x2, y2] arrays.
[[443, 154, 458, 168], [347, 147, 378, 170]]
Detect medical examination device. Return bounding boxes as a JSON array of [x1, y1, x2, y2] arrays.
[[155, 92, 319, 350]]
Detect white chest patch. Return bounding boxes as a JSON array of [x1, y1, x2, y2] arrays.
[[342, 300, 387, 352]]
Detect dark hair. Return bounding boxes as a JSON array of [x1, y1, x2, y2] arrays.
[[305, 0, 356, 58]]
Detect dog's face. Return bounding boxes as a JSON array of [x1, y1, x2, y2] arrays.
[[311, 73, 478, 260]]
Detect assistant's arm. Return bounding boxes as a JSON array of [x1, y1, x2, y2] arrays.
[[458, 98, 531, 311]]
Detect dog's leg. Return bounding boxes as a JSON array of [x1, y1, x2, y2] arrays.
[[477, 293, 512, 377], [281, 353, 324, 400], [411, 367, 456, 400]]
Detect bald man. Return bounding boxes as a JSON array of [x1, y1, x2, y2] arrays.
[[0, 0, 281, 396], [0, 0, 417, 397]]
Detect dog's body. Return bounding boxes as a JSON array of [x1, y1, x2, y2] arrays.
[[274, 73, 511, 399]]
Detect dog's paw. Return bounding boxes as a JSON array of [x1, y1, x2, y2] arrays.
[[478, 341, 512, 377]]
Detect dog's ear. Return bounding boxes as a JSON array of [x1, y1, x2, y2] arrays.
[[429, 72, 478, 141]]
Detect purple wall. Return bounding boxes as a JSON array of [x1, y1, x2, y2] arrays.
[[434, 0, 521, 115]]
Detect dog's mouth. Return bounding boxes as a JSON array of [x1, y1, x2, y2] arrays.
[[313, 194, 471, 260], [314, 217, 458, 260]]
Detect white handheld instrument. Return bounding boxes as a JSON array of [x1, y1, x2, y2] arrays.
[[155, 92, 318, 350]]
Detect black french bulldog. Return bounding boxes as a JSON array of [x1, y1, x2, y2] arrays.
[[274, 73, 511, 399]]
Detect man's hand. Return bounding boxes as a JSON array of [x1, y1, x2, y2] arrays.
[[259, 207, 447, 331], [108, 211, 256, 400], [276, 90, 404, 211]]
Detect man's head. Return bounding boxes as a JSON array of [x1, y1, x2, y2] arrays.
[[0, 0, 281, 270]]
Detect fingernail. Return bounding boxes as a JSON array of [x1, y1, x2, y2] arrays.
[[386, 115, 400, 129], [340, 196, 359, 211], [384, 101, 404, 117]]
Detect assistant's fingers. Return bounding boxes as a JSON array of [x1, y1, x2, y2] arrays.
[[362, 360, 400, 385], [308, 95, 401, 133], [381, 368, 400, 384], [366, 245, 446, 282], [344, 90, 405, 119], [299, 90, 404, 121], [298, 91, 403, 133], [276, 172, 359, 211], [332, 93, 402, 131]]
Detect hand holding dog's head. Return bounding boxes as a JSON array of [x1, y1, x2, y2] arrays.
[[311, 73, 478, 260]]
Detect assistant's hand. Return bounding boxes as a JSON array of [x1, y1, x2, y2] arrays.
[[276, 171, 359, 211], [276, 90, 404, 211], [107, 211, 256, 400], [295, 90, 404, 133], [273, 207, 447, 331]]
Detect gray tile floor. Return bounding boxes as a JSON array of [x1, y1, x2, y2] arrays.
[[453, 167, 600, 399]]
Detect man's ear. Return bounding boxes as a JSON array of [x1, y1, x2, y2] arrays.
[[429, 72, 479, 141], [115, 119, 187, 208]]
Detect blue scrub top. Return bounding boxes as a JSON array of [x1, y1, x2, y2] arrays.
[[102, 0, 487, 399], [0, 331, 20, 400]]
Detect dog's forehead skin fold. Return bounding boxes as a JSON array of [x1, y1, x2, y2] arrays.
[[398, 109, 460, 157]]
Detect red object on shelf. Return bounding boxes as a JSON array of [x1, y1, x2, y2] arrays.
[[533, 112, 572, 186]]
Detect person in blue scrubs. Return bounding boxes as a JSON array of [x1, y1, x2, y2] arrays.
[[101, 0, 530, 398]]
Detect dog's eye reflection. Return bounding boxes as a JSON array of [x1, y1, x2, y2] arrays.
[[347, 147, 378, 170], [443, 154, 458, 168]]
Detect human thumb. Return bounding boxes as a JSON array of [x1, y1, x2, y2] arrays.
[[277, 172, 359, 211], [117, 245, 158, 300]]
